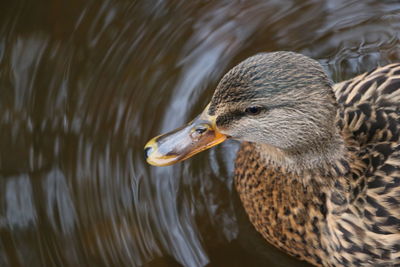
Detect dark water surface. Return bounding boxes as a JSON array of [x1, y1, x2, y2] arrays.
[[1, 1, 400, 266]]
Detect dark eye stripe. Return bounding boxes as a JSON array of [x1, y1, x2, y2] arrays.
[[216, 110, 245, 127], [215, 103, 290, 127], [216, 107, 264, 126]]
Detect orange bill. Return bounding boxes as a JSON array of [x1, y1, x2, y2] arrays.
[[144, 105, 227, 166]]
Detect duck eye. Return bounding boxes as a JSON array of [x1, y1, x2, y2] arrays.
[[245, 106, 262, 115]]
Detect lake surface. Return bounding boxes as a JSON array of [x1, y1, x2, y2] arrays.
[[0, 0, 399, 266]]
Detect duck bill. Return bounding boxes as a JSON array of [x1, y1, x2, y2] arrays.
[[144, 105, 227, 166]]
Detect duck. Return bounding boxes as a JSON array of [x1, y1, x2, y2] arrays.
[[144, 51, 400, 266]]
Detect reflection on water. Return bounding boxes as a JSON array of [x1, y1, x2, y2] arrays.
[[0, 0, 399, 266]]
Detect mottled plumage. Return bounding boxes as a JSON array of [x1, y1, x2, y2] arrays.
[[234, 59, 400, 266]]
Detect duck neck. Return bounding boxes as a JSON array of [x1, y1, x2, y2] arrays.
[[264, 119, 369, 216], [257, 128, 350, 178], [255, 117, 363, 207]]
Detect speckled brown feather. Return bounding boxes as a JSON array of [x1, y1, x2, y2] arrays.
[[235, 63, 400, 266]]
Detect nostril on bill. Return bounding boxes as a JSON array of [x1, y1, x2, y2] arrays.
[[195, 126, 207, 134], [144, 146, 153, 159]]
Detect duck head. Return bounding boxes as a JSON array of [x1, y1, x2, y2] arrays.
[[144, 51, 340, 167]]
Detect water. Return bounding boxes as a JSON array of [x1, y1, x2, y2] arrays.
[[0, 0, 399, 266]]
